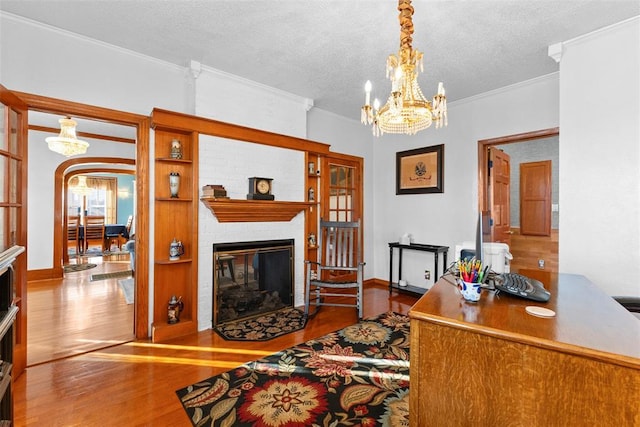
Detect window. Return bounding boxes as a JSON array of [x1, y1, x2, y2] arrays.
[[67, 176, 117, 223]]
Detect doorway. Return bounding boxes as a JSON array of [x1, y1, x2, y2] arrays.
[[13, 90, 151, 366], [478, 128, 559, 273]]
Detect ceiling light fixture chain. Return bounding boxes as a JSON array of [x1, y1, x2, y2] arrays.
[[361, 0, 447, 136]]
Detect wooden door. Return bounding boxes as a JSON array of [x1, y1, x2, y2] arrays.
[[488, 147, 511, 245], [321, 153, 363, 281], [0, 85, 28, 377], [520, 161, 552, 236]]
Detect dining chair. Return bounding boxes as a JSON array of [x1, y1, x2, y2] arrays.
[[67, 215, 81, 255], [84, 215, 106, 254], [119, 214, 134, 248], [304, 219, 365, 319], [105, 215, 134, 252]]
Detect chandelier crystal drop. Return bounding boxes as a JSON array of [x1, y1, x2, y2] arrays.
[[361, 0, 447, 136], [70, 175, 93, 197], [46, 117, 90, 157]]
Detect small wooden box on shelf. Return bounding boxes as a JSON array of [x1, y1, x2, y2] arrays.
[[150, 116, 199, 343]]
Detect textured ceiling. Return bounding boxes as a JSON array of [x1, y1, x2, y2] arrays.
[[2, 0, 639, 124]]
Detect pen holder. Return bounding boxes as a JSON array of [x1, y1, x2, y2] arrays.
[[458, 279, 482, 302]]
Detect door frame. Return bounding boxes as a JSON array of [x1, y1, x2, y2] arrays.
[[61, 163, 136, 264], [478, 127, 559, 215], [0, 85, 28, 377], [13, 91, 151, 339]]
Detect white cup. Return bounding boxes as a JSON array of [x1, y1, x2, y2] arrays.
[[398, 279, 407, 287], [458, 279, 481, 302]]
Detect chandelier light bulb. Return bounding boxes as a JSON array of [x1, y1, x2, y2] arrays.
[[364, 80, 372, 106], [360, 0, 447, 136]]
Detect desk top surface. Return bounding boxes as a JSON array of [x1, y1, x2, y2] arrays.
[[409, 271, 640, 368]]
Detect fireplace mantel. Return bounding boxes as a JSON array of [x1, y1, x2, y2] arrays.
[[201, 198, 315, 222]]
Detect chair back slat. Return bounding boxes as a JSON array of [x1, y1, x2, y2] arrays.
[[84, 215, 106, 239], [319, 219, 360, 269], [67, 215, 80, 240]]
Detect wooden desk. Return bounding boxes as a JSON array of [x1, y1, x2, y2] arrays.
[[409, 272, 640, 426]]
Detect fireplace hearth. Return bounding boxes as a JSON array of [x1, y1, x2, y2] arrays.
[[213, 239, 294, 326]]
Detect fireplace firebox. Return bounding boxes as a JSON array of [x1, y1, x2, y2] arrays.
[[212, 239, 294, 326]]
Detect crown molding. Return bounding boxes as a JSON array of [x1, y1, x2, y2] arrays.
[[197, 63, 314, 111], [449, 72, 559, 108], [1, 11, 184, 72]]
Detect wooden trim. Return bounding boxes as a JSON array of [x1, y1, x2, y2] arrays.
[[29, 124, 136, 144], [27, 269, 57, 282], [16, 91, 150, 340], [2, 85, 29, 379], [366, 278, 389, 288], [13, 91, 148, 125], [134, 117, 150, 340], [201, 199, 315, 222], [61, 165, 136, 265], [477, 127, 559, 212], [56, 159, 136, 267], [151, 108, 331, 154]]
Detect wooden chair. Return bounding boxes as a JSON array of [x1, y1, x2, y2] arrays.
[[119, 214, 134, 248], [67, 215, 80, 255], [105, 215, 134, 252], [83, 215, 106, 254], [305, 219, 365, 319]]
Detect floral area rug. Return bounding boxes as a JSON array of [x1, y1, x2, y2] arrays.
[[176, 311, 410, 427], [214, 307, 307, 341]]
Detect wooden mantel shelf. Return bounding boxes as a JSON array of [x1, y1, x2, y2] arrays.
[[201, 198, 315, 222]]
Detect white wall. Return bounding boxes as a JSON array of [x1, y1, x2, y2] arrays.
[[372, 75, 560, 289], [559, 17, 640, 296], [0, 13, 189, 115], [195, 66, 310, 138]]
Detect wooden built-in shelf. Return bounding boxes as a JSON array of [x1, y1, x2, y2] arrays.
[[155, 157, 193, 164], [201, 198, 316, 222], [151, 319, 196, 343], [155, 258, 193, 265], [155, 197, 193, 202]]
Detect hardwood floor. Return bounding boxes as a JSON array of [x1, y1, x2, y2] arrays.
[[15, 281, 419, 426], [27, 256, 134, 366]]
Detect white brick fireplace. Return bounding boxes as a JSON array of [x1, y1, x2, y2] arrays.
[[197, 135, 306, 330]]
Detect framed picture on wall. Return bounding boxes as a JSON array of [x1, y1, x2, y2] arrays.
[[396, 144, 444, 194]]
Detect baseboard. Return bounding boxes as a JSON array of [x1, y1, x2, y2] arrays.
[[28, 268, 62, 281], [365, 278, 389, 288]]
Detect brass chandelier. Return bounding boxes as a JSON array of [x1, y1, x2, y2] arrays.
[[361, 0, 447, 136]]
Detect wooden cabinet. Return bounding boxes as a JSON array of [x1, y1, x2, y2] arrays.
[[150, 118, 199, 342]]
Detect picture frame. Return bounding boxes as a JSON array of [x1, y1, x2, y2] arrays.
[[396, 144, 444, 194]]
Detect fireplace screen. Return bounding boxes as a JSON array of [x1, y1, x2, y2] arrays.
[[213, 239, 294, 326]]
